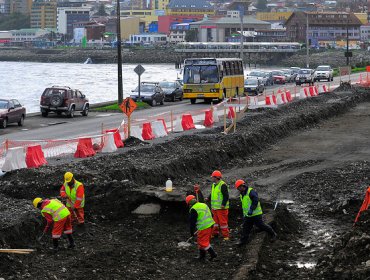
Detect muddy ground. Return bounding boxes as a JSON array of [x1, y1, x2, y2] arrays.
[[1, 86, 370, 279]]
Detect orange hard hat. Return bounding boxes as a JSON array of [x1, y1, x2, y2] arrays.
[[235, 179, 245, 189], [211, 170, 222, 178], [186, 195, 196, 205]]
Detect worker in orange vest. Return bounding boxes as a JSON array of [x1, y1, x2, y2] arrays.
[[33, 197, 75, 252], [60, 172, 85, 226], [208, 170, 230, 240]]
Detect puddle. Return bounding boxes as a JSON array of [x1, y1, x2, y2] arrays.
[[96, 114, 114, 117], [132, 203, 161, 215]]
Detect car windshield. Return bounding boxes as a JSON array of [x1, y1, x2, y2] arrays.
[[245, 79, 258, 85], [272, 71, 283, 75], [43, 88, 67, 97], [316, 66, 330, 71], [133, 85, 155, 92], [299, 70, 311, 74], [248, 71, 262, 77], [183, 65, 219, 84], [0, 101, 8, 109], [159, 82, 175, 88]]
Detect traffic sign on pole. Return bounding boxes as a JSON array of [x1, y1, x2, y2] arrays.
[[134, 65, 146, 102]]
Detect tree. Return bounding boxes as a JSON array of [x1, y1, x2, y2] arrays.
[[256, 0, 267, 11], [0, 13, 30, 31], [94, 3, 108, 16], [185, 29, 198, 42]]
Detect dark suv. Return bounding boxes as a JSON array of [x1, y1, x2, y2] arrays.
[[40, 86, 89, 118]]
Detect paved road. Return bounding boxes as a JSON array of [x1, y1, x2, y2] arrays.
[[0, 73, 358, 143]]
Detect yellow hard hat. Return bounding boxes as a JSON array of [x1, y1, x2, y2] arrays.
[[33, 197, 42, 208], [64, 172, 74, 183]]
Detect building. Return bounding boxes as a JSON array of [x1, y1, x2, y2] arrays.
[[169, 22, 188, 43], [10, 28, 52, 42], [57, 6, 91, 38], [0, 30, 11, 44], [360, 24, 370, 42], [84, 21, 105, 40], [256, 12, 293, 22], [1, 0, 10, 14], [255, 28, 287, 42], [354, 12, 368, 24], [120, 9, 157, 29], [120, 16, 145, 40], [166, 0, 215, 16], [31, 0, 57, 29], [285, 12, 363, 44], [189, 16, 271, 42], [128, 33, 167, 44], [9, 0, 32, 14], [158, 15, 203, 34]]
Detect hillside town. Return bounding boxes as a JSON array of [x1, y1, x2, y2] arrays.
[[0, 0, 369, 49]]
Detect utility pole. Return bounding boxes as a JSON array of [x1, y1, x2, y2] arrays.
[[116, 0, 123, 104], [239, 4, 244, 62], [306, 13, 309, 68], [346, 19, 349, 66]]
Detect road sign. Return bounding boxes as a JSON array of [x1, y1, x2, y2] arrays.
[[119, 97, 137, 117], [339, 66, 351, 76], [134, 64, 145, 76]]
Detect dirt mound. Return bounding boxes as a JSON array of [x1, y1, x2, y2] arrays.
[[123, 136, 149, 147]]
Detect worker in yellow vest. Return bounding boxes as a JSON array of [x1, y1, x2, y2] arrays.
[[186, 195, 217, 261], [208, 170, 230, 240], [33, 197, 75, 252], [234, 180, 277, 246], [60, 172, 85, 225]]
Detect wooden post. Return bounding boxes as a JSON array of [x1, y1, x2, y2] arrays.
[[4, 139, 8, 154], [233, 106, 237, 133], [223, 107, 226, 133], [101, 123, 104, 146], [170, 110, 174, 132], [128, 116, 131, 137]]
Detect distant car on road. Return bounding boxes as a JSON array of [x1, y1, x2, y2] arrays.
[[0, 99, 26, 128], [40, 86, 89, 118], [314, 65, 334, 82], [281, 69, 295, 83], [159, 81, 183, 102], [271, 70, 286, 84], [246, 71, 268, 86], [244, 78, 264, 95], [130, 82, 165, 106], [296, 69, 314, 85]]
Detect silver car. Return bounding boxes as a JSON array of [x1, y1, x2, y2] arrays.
[[244, 78, 264, 95]]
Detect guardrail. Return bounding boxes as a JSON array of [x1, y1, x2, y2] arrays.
[[175, 48, 299, 53]]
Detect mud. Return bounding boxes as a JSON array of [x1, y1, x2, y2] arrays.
[[1, 87, 370, 279]]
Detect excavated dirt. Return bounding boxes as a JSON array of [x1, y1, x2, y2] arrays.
[[1, 87, 370, 279]]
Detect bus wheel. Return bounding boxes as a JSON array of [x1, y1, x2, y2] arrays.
[[190, 98, 196, 104], [204, 98, 212, 104]]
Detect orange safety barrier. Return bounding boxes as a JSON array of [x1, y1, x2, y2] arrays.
[[309, 86, 315, 97], [157, 118, 169, 134], [142, 122, 154, 140], [265, 95, 277, 105], [74, 138, 96, 158], [105, 129, 124, 148], [227, 107, 235, 119], [204, 110, 214, 127], [281, 93, 286, 103], [181, 114, 196, 130], [286, 90, 292, 102], [26, 145, 47, 168], [314, 86, 319, 95]]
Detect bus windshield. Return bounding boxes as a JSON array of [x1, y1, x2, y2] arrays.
[[183, 65, 219, 84]]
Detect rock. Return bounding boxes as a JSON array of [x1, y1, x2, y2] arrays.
[[366, 260, 370, 267]]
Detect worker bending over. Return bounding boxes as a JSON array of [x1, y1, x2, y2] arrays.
[[186, 195, 217, 261], [235, 180, 277, 246], [60, 172, 85, 225], [33, 197, 75, 252]]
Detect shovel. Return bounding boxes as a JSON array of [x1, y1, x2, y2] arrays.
[[177, 231, 198, 248]]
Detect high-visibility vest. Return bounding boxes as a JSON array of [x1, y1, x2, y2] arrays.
[[211, 180, 229, 210], [41, 199, 70, 222], [241, 187, 263, 217], [190, 202, 215, 231], [64, 180, 85, 208]]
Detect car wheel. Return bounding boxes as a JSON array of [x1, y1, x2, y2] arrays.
[[190, 98, 196, 104], [0, 118, 7, 129], [18, 115, 24, 126], [179, 95, 183, 101], [171, 95, 176, 102], [151, 99, 157, 107], [41, 111, 48, 117], [160, 98, 164, 105], [331, 77, 334, 82], [56, 111, 62, 116], [82, 104, 89, 116], [68, 106, 75, 118]]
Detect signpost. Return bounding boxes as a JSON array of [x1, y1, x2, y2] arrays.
[[120, 97, 137, 137], [134, 64, 146, 102], [338, 66, 351, 83]]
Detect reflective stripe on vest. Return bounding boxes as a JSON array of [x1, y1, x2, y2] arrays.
[[41, 199, 70, 222], [64, 180, 85, 208], [211, 180, 229, 210], [190, 202, 215, 231], [240, 187, 263, 217]]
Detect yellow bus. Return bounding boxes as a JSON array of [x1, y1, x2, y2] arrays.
[[182, 58, 244, 104]]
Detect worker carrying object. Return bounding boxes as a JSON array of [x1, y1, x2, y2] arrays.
[[186, 195, 217, 261], [60, 172, 85, 225], [208, 170, 230, 240], [33, 197, 75, 252], [234, 179, 277, 246]]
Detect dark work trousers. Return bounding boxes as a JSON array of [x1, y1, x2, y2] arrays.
[[240, 215, 275, 243]]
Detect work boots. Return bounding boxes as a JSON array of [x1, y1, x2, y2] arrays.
[[67, 234, 75, 249], [52, 238, 59, 253], [194, 249, 206, 261], [207, 247, 218, 261]]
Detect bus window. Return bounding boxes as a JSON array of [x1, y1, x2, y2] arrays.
[[230, 62, 235, 75]]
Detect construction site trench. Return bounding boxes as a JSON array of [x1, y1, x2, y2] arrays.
[[1, 86, 370, 280]]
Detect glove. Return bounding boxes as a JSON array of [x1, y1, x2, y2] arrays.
[[194, 184, 200, 193], [247, 209, 253, 216]]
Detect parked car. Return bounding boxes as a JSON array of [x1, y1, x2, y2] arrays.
[[0, 99, 26, 128], [314, 65, 334, 82], [159, 81, 183, 102], [282, 69, 296, 83], [262, 71, 274, 86], [40, 86, 89, 118], [130, 82, 165, 106], [246, 71, 268, 86], [244, 78, 264, 95], [271, 70, 286, 84], [296, 69, 314, 85]]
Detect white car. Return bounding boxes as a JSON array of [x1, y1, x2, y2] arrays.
[[314, 65, 334, 82]]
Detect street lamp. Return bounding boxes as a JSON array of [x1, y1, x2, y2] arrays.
[[116, 0, 123, 104], [306, 13, 309, 68]]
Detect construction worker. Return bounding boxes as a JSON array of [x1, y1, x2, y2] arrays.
[[208, 170, 230, 240], [235, 179, 277, 246], [60, 172, 85, 225], [33, 197, 75, 252], [186, 195, 217, 261]]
